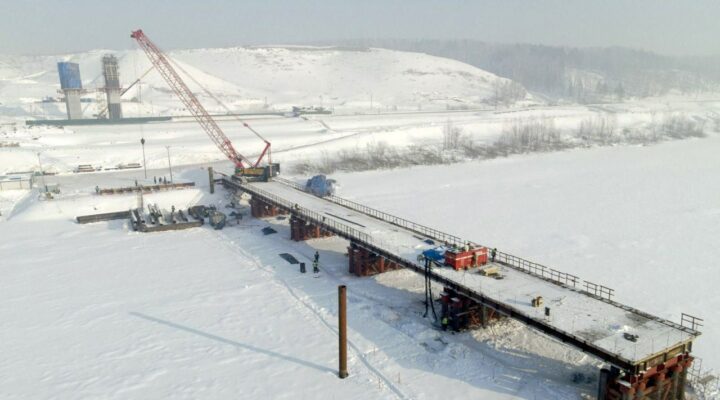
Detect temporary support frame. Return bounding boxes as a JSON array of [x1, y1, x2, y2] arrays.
[[600, 353, 693, 399], [249, 196, 285, 218], [290, 214, 334, 241], [347, 242, 403, 277]]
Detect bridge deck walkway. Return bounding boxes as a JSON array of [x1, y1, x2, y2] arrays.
[[239, 179, 698, 372]]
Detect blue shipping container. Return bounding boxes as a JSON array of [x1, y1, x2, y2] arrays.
[[57, 62, 82, 89], [422, 247, 447, 262]]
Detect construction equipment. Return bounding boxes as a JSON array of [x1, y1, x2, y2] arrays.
[[208, 210, 227, 230], [479, 265, 500, 277], [305, 175, 336, 197], [130, 29, 278, 181], [531, 295, 544, 307]]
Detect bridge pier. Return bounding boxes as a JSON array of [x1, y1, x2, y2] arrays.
[[600, 354, 693, 400], [290, 214, 333, 241], [249, 196, 285, 218], [347, 242, 402, 277], [439, 287, 501, 331]]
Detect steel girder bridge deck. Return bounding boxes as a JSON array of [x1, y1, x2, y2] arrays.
[[222, 176, 701, 399]]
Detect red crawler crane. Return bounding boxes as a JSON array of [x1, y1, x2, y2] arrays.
[[130, 29, 277, 180]]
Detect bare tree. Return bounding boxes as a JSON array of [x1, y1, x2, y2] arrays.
[[443, 119, 461, 150]]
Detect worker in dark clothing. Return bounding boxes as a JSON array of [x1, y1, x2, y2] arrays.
[[314, 251, 319, 263], [441, 316, 449, 331], [491, 248, 497, 262], [313, 260, 320, 274], [153, 176, 157, 184]]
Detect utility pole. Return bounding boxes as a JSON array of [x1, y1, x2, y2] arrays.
[[208, 166, 214, 194], [165, 145, 173, 183], [338, 285, 349, 379], [36, 152, 46, 192], [140, 138, 147, 179]]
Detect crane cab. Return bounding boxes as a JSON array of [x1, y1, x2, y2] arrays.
[[235, 163, 280, 182]]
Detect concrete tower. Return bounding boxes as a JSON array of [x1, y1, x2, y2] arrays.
[[102, 55, 123, 120], [57, 62, 83, 120]]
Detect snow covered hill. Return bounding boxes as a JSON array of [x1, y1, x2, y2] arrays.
[[0, 46, 528, 118]]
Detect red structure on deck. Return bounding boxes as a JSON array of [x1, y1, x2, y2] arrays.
[[444, 246, 488, 270]]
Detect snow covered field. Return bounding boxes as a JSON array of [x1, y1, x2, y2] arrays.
[[0, 170, 601, 399], [1, 134, 718, 399], [2, 95, 720, 177], [335, 135, 720, 374]]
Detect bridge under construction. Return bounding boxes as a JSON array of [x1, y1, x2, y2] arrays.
[[101, 28, 704, 399], [222, 175, 702, 400]]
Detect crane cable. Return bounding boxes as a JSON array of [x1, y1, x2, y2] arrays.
[[165, 54, 269, 144], [132, 44, 148, 176]]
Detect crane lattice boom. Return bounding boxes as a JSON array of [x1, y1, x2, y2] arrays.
[[130, 29, 270, 168]]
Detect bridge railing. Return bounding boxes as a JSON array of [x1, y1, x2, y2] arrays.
[[275, 177, 586, 290], [261, 177, 700, 336], [244, 183, 372, 244], [495, 251, 581, 289], [275, 177, 465, 247]]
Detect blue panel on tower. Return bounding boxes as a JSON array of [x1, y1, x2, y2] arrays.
[[57, 62, 82, 89]]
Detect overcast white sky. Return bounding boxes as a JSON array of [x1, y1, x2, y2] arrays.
[[1, 0, 719, 56]]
